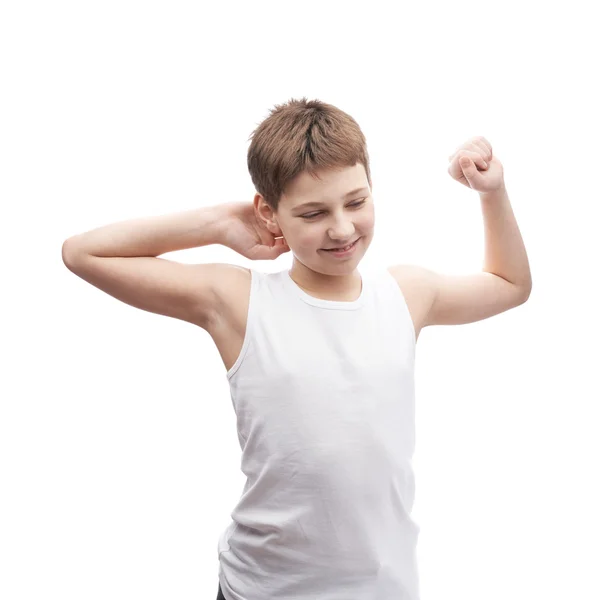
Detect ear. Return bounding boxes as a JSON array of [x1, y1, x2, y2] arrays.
[[254, 193, 283, 237]]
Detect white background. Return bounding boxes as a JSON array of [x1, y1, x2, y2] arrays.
[[2, 1, 599, 599]]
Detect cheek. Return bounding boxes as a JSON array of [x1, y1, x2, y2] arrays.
[[358, 210, 375, 231], [298, 232, 323, 250], [285, 224, 318, 250]]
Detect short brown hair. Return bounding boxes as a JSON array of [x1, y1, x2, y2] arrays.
[[247, 97, 372, 212]]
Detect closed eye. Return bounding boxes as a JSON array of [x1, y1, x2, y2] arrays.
[[301, 198, 366, 220]]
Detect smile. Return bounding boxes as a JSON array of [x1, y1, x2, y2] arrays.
[[322, 238, 361, 256]]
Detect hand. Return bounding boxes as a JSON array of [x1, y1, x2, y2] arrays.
[[447, 136, 505, 193], [219, 202, 290, 260]]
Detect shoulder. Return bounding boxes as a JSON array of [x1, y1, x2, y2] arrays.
[[211, 264, 252, 321], [215, 263, 252, 289], [385, 264, 437, 338], [386, 263, 436, 294]]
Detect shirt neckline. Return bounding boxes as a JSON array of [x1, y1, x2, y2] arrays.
[[283, 269, 367, 311]]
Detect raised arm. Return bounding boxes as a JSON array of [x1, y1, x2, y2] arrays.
[[62, 204, 234, 329]]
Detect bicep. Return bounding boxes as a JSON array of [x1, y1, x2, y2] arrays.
[[388, 264, 528, 329], [424, 270, 529, 327]]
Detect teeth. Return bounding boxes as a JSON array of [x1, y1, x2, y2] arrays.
[[331, 241, 354, 251]]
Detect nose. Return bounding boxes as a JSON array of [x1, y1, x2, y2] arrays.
[[327, 217, 356, 243]]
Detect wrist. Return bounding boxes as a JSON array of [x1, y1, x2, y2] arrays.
[[479, 183, 507, 200]]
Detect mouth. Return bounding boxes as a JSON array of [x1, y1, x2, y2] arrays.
[[321, 237, 361, 255]]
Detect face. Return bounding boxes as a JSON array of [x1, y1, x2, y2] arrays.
[[257, 163, 375, 278]]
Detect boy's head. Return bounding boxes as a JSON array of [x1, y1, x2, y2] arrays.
[[248, 97, 375, 276]]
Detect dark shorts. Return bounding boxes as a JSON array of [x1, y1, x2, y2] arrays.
[[216, 583, 226, 600]]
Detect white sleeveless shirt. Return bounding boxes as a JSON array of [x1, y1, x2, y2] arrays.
[[217, 267, 420, 600]]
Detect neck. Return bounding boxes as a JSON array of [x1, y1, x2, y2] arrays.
[[289, 260, 362, 300]]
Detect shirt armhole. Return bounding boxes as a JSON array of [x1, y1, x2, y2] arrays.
[[383, 267, 417, 348], [226, 268, 258, 381]]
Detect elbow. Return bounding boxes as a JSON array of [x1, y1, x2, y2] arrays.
[[62, 237, 85, 269], [519, 281, 532, 303], [62, 239, 73, 267]]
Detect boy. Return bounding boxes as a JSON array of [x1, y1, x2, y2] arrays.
[[62, 97, 532, 600]]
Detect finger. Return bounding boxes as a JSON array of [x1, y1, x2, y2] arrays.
[[458, 156, 486, 187], [474, 136, 492, 154], [449, 137, 493, 162], [448, 146, 483, 163], [274, 237, 290, 254], [265, 246, 290, 260], [256, 240, 290, 260], [453, 150, 488, 170], [471, 137, 493, 161]]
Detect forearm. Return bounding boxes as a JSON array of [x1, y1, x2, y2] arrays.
[[63, 204, 229, 258], [479, 185, 532, 292]]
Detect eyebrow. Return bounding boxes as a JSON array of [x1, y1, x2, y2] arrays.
[[293, 187, 370, 211]]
